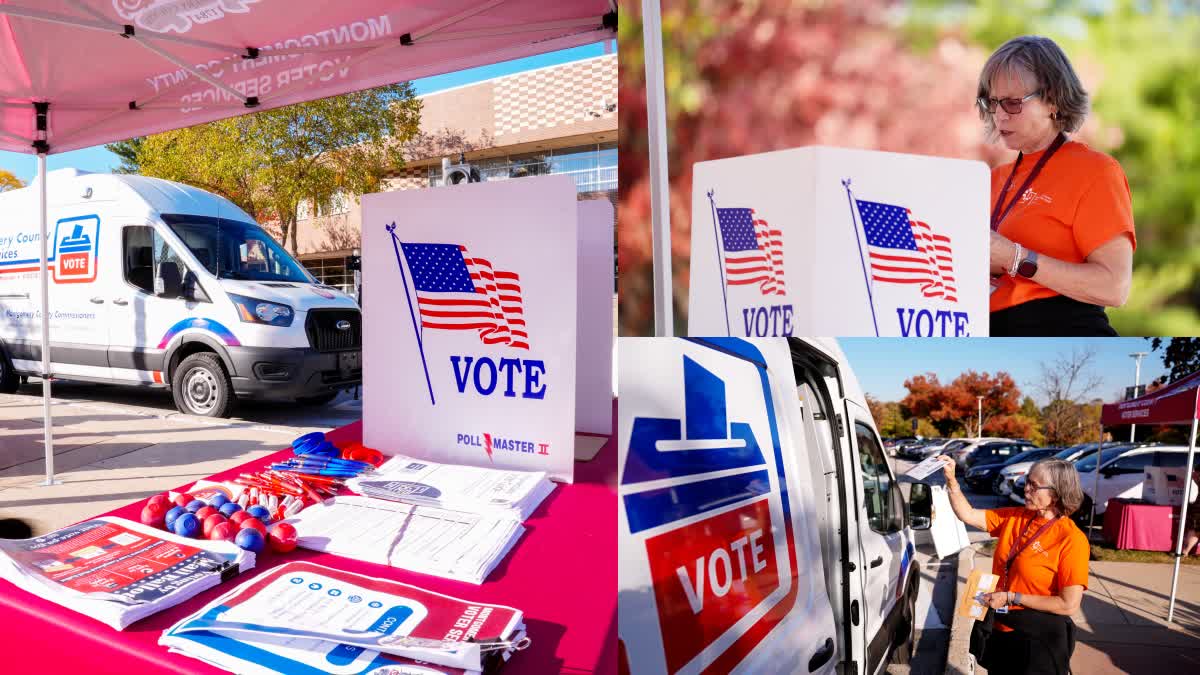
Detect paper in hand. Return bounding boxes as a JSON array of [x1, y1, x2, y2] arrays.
[[957, 568, 999, 620], [906, 455, 947, 481]]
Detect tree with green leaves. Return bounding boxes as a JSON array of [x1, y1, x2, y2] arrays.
[[1150, 337, 1200, 382], [0, 168, 21, 192], [122, 83, 421, 253]]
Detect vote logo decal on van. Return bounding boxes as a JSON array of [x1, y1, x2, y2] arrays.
[[52, 216, 100, 284], [621, 344, 801, 673]]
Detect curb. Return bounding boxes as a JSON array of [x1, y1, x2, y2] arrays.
[[946, 544, 979, 674]]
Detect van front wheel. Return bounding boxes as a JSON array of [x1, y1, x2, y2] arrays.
[[172, 353, 235, 418]]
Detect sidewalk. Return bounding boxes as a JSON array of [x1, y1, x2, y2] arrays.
[[948, 544, 1200, 674], [0, 393, 334, 535]]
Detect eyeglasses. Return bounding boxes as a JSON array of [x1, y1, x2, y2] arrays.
[[977, 91, 1041, 115], [1025, 479, 1056, 493]]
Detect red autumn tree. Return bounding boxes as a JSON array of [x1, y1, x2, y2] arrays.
[[901, 369, 1022, 437]]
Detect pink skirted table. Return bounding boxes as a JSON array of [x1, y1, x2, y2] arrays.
[[1103, 498, 1200, 554], [0, 418, 616, 674]]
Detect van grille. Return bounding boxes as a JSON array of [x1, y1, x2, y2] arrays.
[[306, 309, 361, 352]]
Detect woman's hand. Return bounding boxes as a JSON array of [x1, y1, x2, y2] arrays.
[[937, 454, 957, 481], [981, 591, 1012, 609], [990, 232, 1017, 275]]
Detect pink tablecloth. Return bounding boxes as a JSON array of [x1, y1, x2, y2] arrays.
[[0, 418, 616, 674], [1103, 498, 1200, 553]]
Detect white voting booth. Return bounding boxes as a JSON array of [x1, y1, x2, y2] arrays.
[[688, 147, 991, 337], [361, 175, 613, 483]]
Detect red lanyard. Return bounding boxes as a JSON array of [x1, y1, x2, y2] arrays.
[[1002, 515, 1058, 590], [990, 133, 1067, 231]]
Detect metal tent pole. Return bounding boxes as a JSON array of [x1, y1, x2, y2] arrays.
[[1167, 412, 1199, 623], [1087, 437, 1103, 539], [36, 149, 58, 486], [641, 0, 673, 336]]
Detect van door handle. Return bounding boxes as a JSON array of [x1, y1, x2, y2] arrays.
[[89, 297, 105, 304], [869, 556, 884, 568], [808, 637, 835, 671], [112, 298, 129, 306]]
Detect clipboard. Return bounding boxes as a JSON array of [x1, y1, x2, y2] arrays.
[[956, 567, 999, 621]]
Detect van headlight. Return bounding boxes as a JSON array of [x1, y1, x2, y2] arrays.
[[230, 294, 293, 327]]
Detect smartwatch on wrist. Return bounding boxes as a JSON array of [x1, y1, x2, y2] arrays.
[[1016, 250, 1039, 278]]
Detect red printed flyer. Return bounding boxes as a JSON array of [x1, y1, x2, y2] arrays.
[[0, 517, 253, 630]]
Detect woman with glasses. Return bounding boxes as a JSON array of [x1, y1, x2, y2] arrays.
[[937, 455, 1088, 673], [979, 36, 1135, 335]]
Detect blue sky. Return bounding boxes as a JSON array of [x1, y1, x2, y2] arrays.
[[838, 338, 1170, 406], [0, 41, 612, 183]]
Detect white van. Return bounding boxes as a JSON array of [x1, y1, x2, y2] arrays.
[[0, 169, 361, 417], [618, 337, 927, 674]]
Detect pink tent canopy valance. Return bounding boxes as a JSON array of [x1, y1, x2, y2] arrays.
[[1100, 369, 1200, 426], [0, 0, 615, 155]]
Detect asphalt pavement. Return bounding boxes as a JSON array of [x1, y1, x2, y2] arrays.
[[0, 379, 361, 535]]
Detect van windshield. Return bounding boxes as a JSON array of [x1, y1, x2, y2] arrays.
[[162, 214, 312, 283]]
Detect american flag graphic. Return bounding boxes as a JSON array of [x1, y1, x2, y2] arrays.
[[717, 207, 786, 295], [857, 199, 957, 302], [400, 242, 529, 349]]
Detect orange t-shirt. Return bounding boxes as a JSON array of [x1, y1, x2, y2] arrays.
[[990, 140, 1136, 312], [985, 507, 1089, 630]]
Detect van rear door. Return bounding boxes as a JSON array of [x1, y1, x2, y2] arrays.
[[618, 337, 837, 674], [847, 401, 910, 674]]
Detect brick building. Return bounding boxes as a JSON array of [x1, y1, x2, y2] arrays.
[[295, 53, 617, 294]]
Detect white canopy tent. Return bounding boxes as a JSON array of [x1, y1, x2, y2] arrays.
[[0, 0, 616, 484]]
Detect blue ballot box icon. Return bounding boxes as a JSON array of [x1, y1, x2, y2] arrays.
[[621, 354, 766, 485]]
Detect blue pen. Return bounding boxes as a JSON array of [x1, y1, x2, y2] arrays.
[[270, 464, 359, 477], [289, 456, 372, 469], [278, 459, 370, 472]]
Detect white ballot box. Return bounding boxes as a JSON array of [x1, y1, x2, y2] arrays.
[[1143, 466, 1199, 506], [361, 175, 613, 483], [688, 146, 990, 337]]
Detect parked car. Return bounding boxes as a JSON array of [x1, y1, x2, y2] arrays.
[[1051, 442, 1101, 463], [897, 438, 942, 460], [941, 437, 1009, 469], [619, 338, 923, 674], [1075, 444, 1192, 525], [960, 439, 1035, 472], [1009, 443, 1147, 505]]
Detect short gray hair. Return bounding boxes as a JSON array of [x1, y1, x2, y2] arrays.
[[977, 36, 1089, 140], [1030, 458, 1085, 517]]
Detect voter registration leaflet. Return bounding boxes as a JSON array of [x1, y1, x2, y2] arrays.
[[161, 561, 527, 673], [906, 454, 948, 481], [0, 516, 253, 630], [283, 496, 524, 585], [348, 455, 555, 522]]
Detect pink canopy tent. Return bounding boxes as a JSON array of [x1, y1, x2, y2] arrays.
[[1100, 371, 1200, 623], [0, 0, 615, 482]]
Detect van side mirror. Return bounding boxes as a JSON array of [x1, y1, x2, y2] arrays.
[[181, 270, 206, 303], [909, 483, 933, 530], [156, 261, 182, 299]]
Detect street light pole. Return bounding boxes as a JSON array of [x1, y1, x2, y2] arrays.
[[977, 395, 983, 439], [1130, 352, 1148, 442]]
